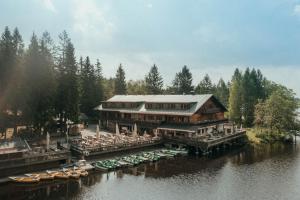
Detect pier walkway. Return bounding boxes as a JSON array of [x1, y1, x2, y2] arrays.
[[164, 130, 247, 152]]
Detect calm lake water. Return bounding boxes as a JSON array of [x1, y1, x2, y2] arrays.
[[1, 142, 300, 200]]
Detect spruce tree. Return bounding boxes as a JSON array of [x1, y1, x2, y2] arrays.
[[55, 31, 79, 125], [114, 64, 127, 95], [145, 64, 163, 94], [23, 33, 55, 131], [0, 27, 24, 131], [215, 78, 229, 106], [228, 69, 243, 125], [64, 42, 79, 122], [80, 56, 97, 116], [195, 74, 215, 94], [172, 65, 194, 94], [94, 59, 104, 104], [0, 27, 14, 106]]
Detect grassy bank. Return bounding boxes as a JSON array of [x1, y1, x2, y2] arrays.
[[246, 128, 294, 144], [246, 128, 262, 144]]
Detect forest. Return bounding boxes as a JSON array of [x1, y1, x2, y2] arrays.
[[0, 27, 299, 139]]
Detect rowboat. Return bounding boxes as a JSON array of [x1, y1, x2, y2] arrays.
[[93, 162, 109, 172], [67, 171, 81, 179], [26, 173, 54, 181], [117, 160, 132, 167], [77, 170, 89, 177], [75, 160, 95, 171], [9, 176, 40, 183], [74, 168, 89, 177], [47, 170, 69, 179]]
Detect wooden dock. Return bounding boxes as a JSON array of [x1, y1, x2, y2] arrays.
[[71, 140, 163, 158], [0, 150, 70, 178], [164, 130, 247, 153]]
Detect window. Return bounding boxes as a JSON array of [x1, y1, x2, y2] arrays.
[[148, 115, 154, 120], [146, 104, 153, 109]]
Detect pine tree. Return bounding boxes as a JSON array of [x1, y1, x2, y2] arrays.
[[55, 31, 79, 125], [172, 65, 194, 94], [145, 64, 163, 94], [242, 68, 255, 127], [94, 59, 104, 104], [215, 78, 229, 106], [0, 27, 14, 107], [228, 69, 243, 125], [0, 27, 25, 132], [64, 42, 79, 122], [23, 33, 55, 131], [242, 68, 267, 127], [80, 56, 97, 116], [195, 74, 215, 94], [103, 78, 115, 99], [114, 64, 127, 95]]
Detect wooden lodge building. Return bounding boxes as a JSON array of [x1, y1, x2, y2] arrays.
[[96, 95, 238, 140]]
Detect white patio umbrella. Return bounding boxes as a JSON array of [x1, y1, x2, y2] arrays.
[[116, 123, 120, 136], [96, 124, 100, 140], [46, 132, 50, 151], [154, 129, 158, 137], [133, 123, 138, 137]]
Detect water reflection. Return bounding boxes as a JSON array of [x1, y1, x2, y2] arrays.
[[1, 142, 300, 200]]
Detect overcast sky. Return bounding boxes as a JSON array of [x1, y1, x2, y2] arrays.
[[1, 0, 300, 96]]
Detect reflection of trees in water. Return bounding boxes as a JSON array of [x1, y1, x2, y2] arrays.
[[0, 180, 83, 200], [142, 156, 229, 178], [230, 143, 298, 165], [2, 144, 298, 200], [122, 166, 145, 176]]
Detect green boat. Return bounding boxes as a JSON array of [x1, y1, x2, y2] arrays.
[[161, 149, 178, 156], [141, 152, 160, 162], [94, 160, 119, 171], [94, 162, 109, 172], [122, 156, 140, 165]]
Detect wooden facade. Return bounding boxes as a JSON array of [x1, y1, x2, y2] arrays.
[[96, 95, 227, 134]]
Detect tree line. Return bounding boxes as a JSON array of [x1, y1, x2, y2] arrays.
[[0, 27, 299, 135]]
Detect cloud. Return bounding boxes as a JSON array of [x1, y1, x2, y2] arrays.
[[72, 0, 116, 43], [294, 4, 300, 16], [43, 0, 56, 13], [147, 3, 153, 8]]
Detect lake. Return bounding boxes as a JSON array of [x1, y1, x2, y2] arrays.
[[1, 141, 300, 200]]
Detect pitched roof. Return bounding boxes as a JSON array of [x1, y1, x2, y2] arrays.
[[106, 94, 212, 103], [95, 94, 226, 116]]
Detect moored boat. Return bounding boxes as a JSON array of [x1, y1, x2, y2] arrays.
[[47, 170, 69, 179], [93, 162, 109, 172], [9, 176, 40, 183], [67, 171, 81, 179], [74, 168, 89, 177], [26, 173, 54, 181]]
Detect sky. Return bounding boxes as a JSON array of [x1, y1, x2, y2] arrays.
[[1, 0, 300, 96]]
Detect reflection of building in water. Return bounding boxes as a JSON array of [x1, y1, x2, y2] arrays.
[[81, 173, 103, 187], [116, 170, 124, 179]]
